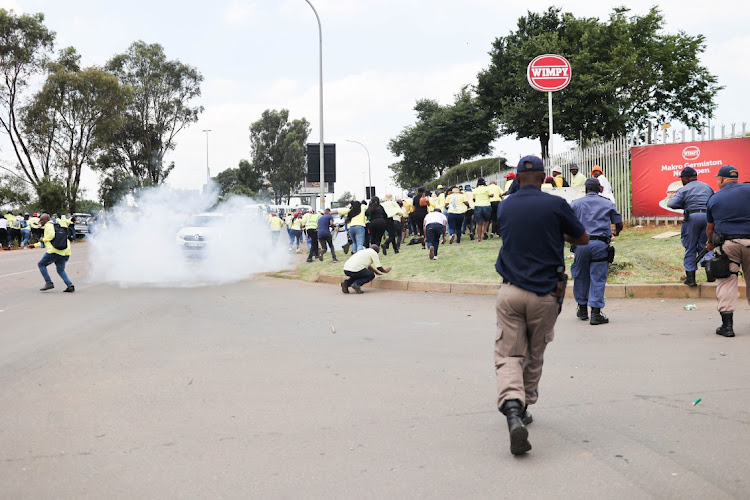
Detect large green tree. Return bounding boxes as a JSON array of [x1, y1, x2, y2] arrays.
[[22, 48, 130, 212], [100, 41, 203, 185], [476, 7, 721, 156], [212, 159, 265, 199], [0, 173, 31, 207], [388, 87, 498, 189], [249, 109, 310, 204]]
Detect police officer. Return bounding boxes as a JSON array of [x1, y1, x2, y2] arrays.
[[570, 178, 624, 325], [494, 155, 589, 455], [667, 166, 714, 286], [706, 165, 750, 337]]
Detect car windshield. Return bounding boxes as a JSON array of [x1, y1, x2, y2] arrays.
[[185, 215, 224, 227]]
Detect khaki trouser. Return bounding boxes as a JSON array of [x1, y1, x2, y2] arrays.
[[716, 239, 750, 312], [494, 284, 558, 409]]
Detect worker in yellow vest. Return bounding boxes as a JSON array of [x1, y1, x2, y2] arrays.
[[489, 181, 503, 236], [27, 213, 74, 292], [301, 211, 322, 262]]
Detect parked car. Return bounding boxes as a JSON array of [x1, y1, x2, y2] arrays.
[[72, 213, 93, 237], [175, 212, 229, 253]]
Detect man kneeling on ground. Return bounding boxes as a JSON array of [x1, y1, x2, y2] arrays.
[[341, 244, 392, 294]]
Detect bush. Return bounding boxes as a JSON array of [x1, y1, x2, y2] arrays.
[[425, 157, 509, 190]]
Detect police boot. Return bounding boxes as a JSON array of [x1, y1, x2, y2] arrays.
[[576, 304, 589, 321], [683, 271, 697, 287], [500, 399, 531, 455], [716, 312, 735, 338], [590, 307, 609, 325]]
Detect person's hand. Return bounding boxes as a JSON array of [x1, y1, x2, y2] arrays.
[[706, 242, 715, 251], [26, 244, 35, 250], [384, 267, 392, 273], [442, 238, 446, 244]]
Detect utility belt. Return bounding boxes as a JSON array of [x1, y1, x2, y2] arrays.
[[572, 235, 615, 264], [706, 232, 749, 279], [683, 209, 706, 222], [723, 234, 750, 240]]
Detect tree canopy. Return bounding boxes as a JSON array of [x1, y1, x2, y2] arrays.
[[212, 159, 266, 200]]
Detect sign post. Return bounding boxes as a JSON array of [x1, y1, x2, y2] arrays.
[[527, 54, 572, 161]]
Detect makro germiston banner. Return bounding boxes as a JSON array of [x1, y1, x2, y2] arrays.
[[630, 137, 750, 217]]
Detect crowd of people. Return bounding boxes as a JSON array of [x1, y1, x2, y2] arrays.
[[1, 211, 78, 250]]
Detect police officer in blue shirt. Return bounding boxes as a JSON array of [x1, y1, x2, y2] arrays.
[[494, 155, 589, 455], [706, 165, 750, 337], [570, 178, 624, 325], [667, 166, 715, 286]]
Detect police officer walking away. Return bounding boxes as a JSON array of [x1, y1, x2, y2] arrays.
[[494, 155, 589, 455], [667, 166, 715, 286], [570, 178, 624, 325], [706, 165, 750, 337]]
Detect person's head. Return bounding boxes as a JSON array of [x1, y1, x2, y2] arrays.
[[516, 155, 545, 186], [346, 200, 362, 223], [592, 165, 603, 178], [569, 163, 579, 175], [417, 187, 425, 194], [39, 213, 51, 225], [490, 180, 497, 185], [551, 166, 562, 177], [370, 244, 381, 253], [324, 208, 331, 214], [544, 176, 555, 185], [385, 193, 393, 200], [24, 213, 29, 219], [585, 178, 602, 194], [679, 166, 698, 186], [504, 172, 516, 180], [477, 178, 486, 186], [716, 165, 739, 188], [452, 187, 460, 194]]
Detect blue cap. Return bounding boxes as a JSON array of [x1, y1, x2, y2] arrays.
[[584, 178, 601, 190], [716, 165, 739, 178], [517, 155, 545, 172], [680, 166, 697, 177]]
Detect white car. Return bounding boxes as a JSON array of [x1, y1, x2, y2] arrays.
[[175, 213, 229, 251]]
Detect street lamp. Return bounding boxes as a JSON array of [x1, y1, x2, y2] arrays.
[[202, 129, 211, 186], [304, 0, 325, 211], [361, 170, 366, 200], [347, 139, 371, 199]]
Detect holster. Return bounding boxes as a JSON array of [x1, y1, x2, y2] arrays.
[[550, 266, 568, 315], [683, 212, 690, 223]]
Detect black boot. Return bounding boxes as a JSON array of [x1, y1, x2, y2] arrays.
[[683, 270, 697, 287], [590, 307, 609, 325], [500, 399, 531, 455], [40, 281, 54, 291], [522, 405, 533, 425], [716, 312, 735, 337], [576, 304, 589, 321]]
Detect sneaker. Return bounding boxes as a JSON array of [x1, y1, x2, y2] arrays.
[[318, 254, 324, 261], [382, 246, 387, 256], [340, 281, 349, 294], [40, 281, 54, 291], [484, 232, 489, 240], [450, 234, 455, 244], [429, 247, 435, 260], [342, 242, 351, 254], [470, 233, 475, 240], [352, 283, 364, 294], [477, 238, 482, 243], [456, 242, 461, 245], [433, 255, 439, 260], [306, 258, 313, 263], [63, 285, 75, 293], [332, 258, 339, 263]]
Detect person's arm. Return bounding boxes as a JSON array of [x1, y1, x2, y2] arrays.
[[706, 222, 716, 250], [441, 221, 447, 243], [613, 222, 624, 236], [667, 188, 684, 209], [565, 232, 589, 245], [367, 265, 392, 275]]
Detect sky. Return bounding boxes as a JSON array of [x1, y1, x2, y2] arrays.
[[2, 0, 749, 202]]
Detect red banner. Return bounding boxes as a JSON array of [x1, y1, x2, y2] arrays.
[[630, 138, 750, 217]]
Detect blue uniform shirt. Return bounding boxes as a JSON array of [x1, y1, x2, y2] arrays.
[[495, 185, 586, 295], [707, 182, 750, 235], [667, 180, 714, 211], [317, 214, 334, 237], [570, 192, 623, 238]]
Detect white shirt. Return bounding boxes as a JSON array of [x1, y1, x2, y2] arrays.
[[596, 174, 615, 202], [424, 211, 447, 226], [0, 218, 6, 229]]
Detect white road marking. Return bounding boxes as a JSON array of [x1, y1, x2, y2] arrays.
[[0, 260, 86, 279]]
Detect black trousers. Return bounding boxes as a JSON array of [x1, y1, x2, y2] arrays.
[[413, 212, 426, 237], [306, 229, 319, 259], [319, 234, 336, 260], [344, 268, 375, 287], [490, 201, 499, 235], [383, 218, 399, 252], [369, 218, 387, 247]]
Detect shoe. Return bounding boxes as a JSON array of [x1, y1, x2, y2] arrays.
[[382, 246, 387, 256], [522, 407, 533, 426], [352, 283, 364, 294], [340, 281, 349, 294], [716, 311, 735, 337], [484, 232, 489, 240], [306, 258, 313, 263], [456, 242, 461, 245], [478, 238, 482, 243], [433, 256, 438, 260], [429, 247, 435, 260], [421, 245, 426, 250], [342, 242, 351, 254], [501, 399, 531, 456], [470, 233, 475, 240], [63, 285, 75, 293], [683, 270, 697, 287], [40, 281, 54, 291], [332, 258, 339, 263], [450, 234, 455, 244], [576, 304, 589, 321], [590, 307, 609, 325], [318, 254, 324, 261]]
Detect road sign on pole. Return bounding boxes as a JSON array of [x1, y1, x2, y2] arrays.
[[527, 54, 572, 161]]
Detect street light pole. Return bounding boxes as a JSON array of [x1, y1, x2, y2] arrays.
[[202, 129, 211, 186], [347, 139, 371, 199], [304, 0, 325, 211]]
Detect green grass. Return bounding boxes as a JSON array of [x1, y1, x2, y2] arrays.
[[290, 225, 696, 285]]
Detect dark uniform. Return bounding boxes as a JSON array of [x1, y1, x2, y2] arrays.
[[494, 155, 587, 455], [667, 166, 714, 285], [706, 165, 750, 337], [570, 178, 623, 325]]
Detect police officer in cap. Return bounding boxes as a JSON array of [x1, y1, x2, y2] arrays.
[[494, 155, 589, 455], [667, 166, 715, 286], [570, 178, 624, 325], [706, 165, 750, 337]]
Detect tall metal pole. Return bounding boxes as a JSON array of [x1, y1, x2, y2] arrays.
[[547, 91, 553, 162], [304, 0, 325, 211], [347, 139, 370, 198], [202, 129, 211, 185]]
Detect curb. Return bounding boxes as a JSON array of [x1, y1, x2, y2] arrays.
[[316, 273, 746, 299]]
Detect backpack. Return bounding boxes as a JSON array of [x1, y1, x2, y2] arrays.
[[50, 223, 69, 250], [419, 195, 429, 207]]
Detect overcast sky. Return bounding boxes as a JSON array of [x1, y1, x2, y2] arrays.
[[3, 0, 749, 201]]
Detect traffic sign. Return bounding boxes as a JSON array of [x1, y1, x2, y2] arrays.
[[527, 54, 571, 92]]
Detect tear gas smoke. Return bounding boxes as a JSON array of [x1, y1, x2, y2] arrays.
[[88, 185, 291, 287]]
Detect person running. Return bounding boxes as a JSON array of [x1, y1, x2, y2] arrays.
[[301, 210, 322, 263], [317, 208, 338, 262], [365, 196, 389, 250], [423, 208, 447, 260], [445, 187, 469, 244], [412, 187, 429, 249], [473, 178, 492, 241], [27, 213, 75, 292], [340, 244, 392, 294], [288, 212, 303, 252], [337, 201, 367, 253], [381, 194, 404, 254]]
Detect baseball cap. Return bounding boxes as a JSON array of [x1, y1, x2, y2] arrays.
[[517, 155, 544, 172], [679, 166, 698, 178], [715, 165, 739, 178], [592, 165, 603, 173], [437, 184, 444, 189], [551, 166, 562, 173], [504, 172, 516, 178], [585, 178, 601, 190]]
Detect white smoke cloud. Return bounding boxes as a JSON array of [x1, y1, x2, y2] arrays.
[[88, 185, 290, 287]]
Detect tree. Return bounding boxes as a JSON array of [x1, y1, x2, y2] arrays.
[[21, 47, 130, 212], [98, 170, 137, 208], [0, 173, 31, 207], [476, 7, 721, 155], [212, 159, 264, 199], [34, 176, 67, 214], [388, 87, 498, 189], [101, 41, 204, 185], [0, 9, 55, 188], [336, 191, 355, 205], [249, 109, 310, 204]]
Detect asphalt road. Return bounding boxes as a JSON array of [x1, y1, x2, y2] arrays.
[[1, 243, 749, 499]]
